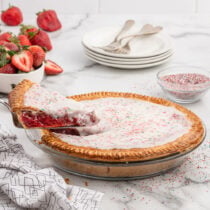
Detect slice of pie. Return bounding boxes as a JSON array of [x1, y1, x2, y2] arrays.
[[41, 92, 205, 162], [8, 80, 98, 129]]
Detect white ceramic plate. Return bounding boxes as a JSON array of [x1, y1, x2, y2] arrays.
[[85, 48, 174, 64], [82, 27, 173, 58], [83, 45, 173, 61], [85, 53, 172, 69]]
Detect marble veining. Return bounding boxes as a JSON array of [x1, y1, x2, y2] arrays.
[[0, 14, 209, 210]]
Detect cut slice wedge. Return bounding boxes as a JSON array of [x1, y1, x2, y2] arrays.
[[8, 79, 98, 128]]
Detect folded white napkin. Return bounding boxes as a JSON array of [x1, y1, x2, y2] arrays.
[[0, 122, 103, 210]]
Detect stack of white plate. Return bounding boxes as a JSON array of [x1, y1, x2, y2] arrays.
[[82, 26, 174, 69]]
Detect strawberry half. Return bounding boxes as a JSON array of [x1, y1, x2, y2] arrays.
[[11, 50, 33, 72], [29, 45, 45, 67], [37, 9, 62, 32], [1, 5, 23, 26], [0, 63, 16, 74], [44, 60, 63, 75], [30, 30, 52, 51]]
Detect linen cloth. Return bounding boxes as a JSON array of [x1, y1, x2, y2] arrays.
[[0, 122, 103, 210]]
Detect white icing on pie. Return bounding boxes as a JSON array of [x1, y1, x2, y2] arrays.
[[24, 84, 97, 124], [53, 97, 192, 149]]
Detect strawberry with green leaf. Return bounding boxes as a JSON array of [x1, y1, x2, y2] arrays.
[[0, 40, 19, 51], [20, 24, 52, 51], [20, 24, 38, 39], [30, 30, 52, 51]]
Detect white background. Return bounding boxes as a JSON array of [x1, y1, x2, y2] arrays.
[[1, 0, 210, 14]]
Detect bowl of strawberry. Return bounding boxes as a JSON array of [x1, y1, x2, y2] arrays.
[[0, 33, 63, 93], [0, 45, 44, 93]]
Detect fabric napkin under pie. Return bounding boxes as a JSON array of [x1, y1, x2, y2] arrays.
[[0, 122, 103, 210]]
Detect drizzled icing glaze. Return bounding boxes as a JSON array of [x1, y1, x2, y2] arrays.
[[53, 97, 192, 149], [24, 84, 93, 115]]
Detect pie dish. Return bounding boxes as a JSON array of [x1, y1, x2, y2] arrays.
[[8, 80, 98, 128], [40, 92, 204, 162]]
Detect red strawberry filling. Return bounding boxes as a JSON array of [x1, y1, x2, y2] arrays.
[[51, 128, 80, 136], [20, 111, 98, 128]]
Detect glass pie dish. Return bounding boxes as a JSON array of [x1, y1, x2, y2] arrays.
[[25, 128, 205, 181]]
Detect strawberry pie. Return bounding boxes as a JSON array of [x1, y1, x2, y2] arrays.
[[9, 80, 98, 129], [41, 92, 204, 162]]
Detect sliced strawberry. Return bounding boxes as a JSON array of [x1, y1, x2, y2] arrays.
[[1, 5, 23, 26], [18, 35, 31, 46], [30, 30, 52, 51], [37, 9, 62, 32], [11, 50, 33, 72], [0, 32, 12, 42], [44, 60, 63, 75], [28, 45, 45, 67], [0, 63, 16, 74]]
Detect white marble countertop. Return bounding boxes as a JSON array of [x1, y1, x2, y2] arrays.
[[0, 14, 210, 210]]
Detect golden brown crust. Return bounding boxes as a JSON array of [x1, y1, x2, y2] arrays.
[[41, 92, 205, 162], [8, 79, 36, 112], [8, 79, 40, 128]]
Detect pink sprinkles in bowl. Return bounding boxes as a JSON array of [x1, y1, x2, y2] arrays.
[[158, 73, 210, 103], [160, 73, 210, 91]]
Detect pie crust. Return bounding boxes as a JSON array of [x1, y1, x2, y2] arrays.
[[9, 79, 34, 113], [41, 92, 204, 162]]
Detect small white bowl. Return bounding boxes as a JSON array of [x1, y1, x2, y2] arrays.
[[0, 64, 44, 94]]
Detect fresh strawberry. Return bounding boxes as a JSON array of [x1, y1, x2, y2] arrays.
[[11, 50, 33, 72], [0, 32, 12, 42], [30, 30, 52, 51], [0, 63, 16, 74], [18, 35, 31, 46], [37, 9, 62, 32], [20, 24, 38, 39], [20, 25, 52, 50], [28, 45, 45, 67], [1, 5, 23, 26], [44, 60, 63, 75], [0, 40, 19, 51], [3, 42, 19, 51]]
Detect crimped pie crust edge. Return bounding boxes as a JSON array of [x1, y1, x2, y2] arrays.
[[41, 92, 204, 162], [8, 79, 41, 128], [8, 79, 38, 112]]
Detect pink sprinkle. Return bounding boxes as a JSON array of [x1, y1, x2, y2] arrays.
[[160, 73, 210, 91]]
